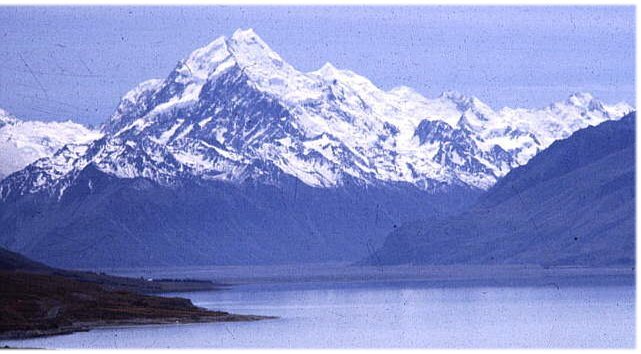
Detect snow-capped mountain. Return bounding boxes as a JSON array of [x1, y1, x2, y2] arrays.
[[0, 108, 102, 180], [0, 28, 633, 268], [367, 112, 636, 267], [1, 29, 632, 199]]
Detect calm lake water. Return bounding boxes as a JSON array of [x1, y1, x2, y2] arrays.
[[1, 278, 635, 348]]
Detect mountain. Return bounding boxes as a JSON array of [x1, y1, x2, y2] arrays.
[[367, 112, 635, 266], [0, 245, 50, 272], [0, 28, 633, 268], [0, 108, 102, 180], [0, 171, 478, 267], [2, 29, 632, 196]]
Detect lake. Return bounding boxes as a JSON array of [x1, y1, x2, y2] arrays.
[[1, 272, 634, 349]]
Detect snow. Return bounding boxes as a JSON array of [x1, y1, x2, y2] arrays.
[[198, 117, 213, 128], [121, 79, 164, 104], [3, 28, 634, 198], [153, 119, 184, 145], [0, 115, 102, 179]]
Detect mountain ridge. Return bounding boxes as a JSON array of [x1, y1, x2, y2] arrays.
[[366, 112, 636, 266], [0, 28, 633, 200], [0, 109, 101, 181], [0, 28, 634, 268]]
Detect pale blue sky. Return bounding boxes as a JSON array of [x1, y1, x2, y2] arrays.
[[0, 6, 635, 125]]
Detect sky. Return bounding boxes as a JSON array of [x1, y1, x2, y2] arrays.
[[0, 6, 635, 126]]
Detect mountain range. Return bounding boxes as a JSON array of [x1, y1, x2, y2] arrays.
[[367, 112, 635, 266], [0, 28, 634, 268], [0, 108, 101, 180]]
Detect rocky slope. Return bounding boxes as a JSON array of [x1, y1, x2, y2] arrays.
[[367, 113, 635, 266]]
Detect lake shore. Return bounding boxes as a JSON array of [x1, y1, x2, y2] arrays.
[[98, 263, 636, 288], [0, 271, 272, 340], [1, 313, 270, 341], [3, 273, 632, 349], [2, 263, 632, 342]]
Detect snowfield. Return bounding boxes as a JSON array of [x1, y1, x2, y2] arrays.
[[0, 108, 102, 180]]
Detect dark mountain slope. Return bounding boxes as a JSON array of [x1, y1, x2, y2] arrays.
[[368, 113, 635, 266], [0, 246, 50, 272], [0, 167, 478, 268], [0, 246, 219, 293]]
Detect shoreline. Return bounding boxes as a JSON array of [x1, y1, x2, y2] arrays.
[[101, 264, 636, 288], [0, 313, 273, 341], [1, 265, 633, 342], [2, 268, 633, 348], [0, 270, 274, 341]]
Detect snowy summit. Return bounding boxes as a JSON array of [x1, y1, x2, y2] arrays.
[[1, 28, 633, 198]]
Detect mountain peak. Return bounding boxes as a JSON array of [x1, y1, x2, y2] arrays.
[[179, 34, 230, 81], [226, 28, 283, 65], [315, 62, 339, 76], [439, 90, 483, 105], [0, 108, 18, 126], [230, 27, 260, 42], [559, 92, 621, 115], [439, 90, 466, 101], [388, 86, 428, 102], [178, 28, 279, 83], [439, 90, 492, 116], [566, 92, 597, 107], [312, 62, 359, 83]]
